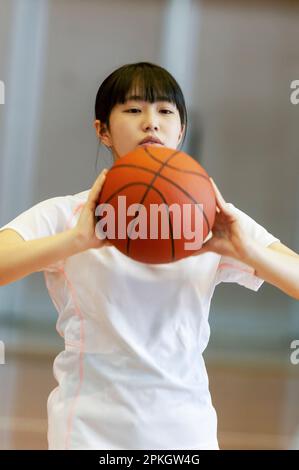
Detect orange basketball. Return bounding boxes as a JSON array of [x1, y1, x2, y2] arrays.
[[97, 146, 216, 264]]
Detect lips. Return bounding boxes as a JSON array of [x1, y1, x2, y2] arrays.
[[139, 136, 163, 146], [139, 142, 163, 147]]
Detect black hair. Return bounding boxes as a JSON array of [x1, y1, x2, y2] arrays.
[[94, 62, 188, 170]]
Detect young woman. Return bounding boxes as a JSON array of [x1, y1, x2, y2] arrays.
[[0, 62, 298, 450]]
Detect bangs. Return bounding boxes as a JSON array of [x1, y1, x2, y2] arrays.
[[112, 68, 179, 106]]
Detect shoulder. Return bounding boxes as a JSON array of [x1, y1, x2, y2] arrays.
[[37, 188, 90, 213], [44, 188, 91, 230], [225, 201, 280, 247], [25, 188, 91, 232], [225, 202, 260, 227], [0, 188, 92, 241], [66, 188, 90, 208]]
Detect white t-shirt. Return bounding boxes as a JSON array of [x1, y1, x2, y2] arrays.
[[0, 190, 280, 450]]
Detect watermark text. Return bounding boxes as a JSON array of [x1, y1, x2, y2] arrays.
[[0, 340, 5, 364], [290, 339, 299, 365], [95, 196, 205, 250], [290, 80, 299, 105], [0, 80, 4, 104]]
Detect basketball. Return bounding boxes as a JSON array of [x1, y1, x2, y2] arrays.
[[97, 146, 216, 264]]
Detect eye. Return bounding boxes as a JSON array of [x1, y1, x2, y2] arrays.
[[125, 108, 174, 114]]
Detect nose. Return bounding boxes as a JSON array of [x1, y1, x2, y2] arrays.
[[142, 109, 159, 132]]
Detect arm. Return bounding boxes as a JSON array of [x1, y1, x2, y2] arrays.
[[0, 229, 83, 286], [196, 178, 299, 300], [241, 240, 299, 300], [0, 168, 109, 286]]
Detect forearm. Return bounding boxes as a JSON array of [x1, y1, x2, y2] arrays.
[[0, 229, 83, 286], [242, 239, 299, 300]]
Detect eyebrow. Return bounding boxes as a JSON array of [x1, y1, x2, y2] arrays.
[[125, 95, 174, 104]]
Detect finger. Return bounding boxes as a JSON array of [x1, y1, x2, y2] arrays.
[[210, 180, 224, 211], [210, 178, 226, 207], [96, 168, 108, 184], [210, 178, 235, 218], [89, 169, 108, 204]]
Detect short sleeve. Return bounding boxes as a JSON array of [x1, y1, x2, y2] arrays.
[[0, 196, 73, 272], [214, 203, 280, 291]]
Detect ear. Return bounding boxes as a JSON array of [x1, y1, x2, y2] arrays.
[[178, 124, 186, 145], [94, 119, 112, 147]]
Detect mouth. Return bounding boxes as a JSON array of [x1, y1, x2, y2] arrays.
[[138, 137, 164, 146], [138, 142, 163, 147]]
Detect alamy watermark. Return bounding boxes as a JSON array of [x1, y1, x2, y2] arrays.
[[0, 340, 5, 364], [290, 80, 299, 105], [0, 80, 4, 105], [95, 196, 205, 250], [290, 339, 299, 365]]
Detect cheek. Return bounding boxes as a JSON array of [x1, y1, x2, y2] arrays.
[[110, 119, 136, 155], [114, 117, 134, 137], [169, 117, 182, 133], [171, 123, 182, 140]]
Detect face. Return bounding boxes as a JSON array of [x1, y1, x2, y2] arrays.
[[94, 96, 185, 160]]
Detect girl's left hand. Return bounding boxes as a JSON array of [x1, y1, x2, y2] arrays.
[[195, 178, 252, 261]]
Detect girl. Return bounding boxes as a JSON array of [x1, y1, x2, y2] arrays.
[[0, 62, 298, 450]]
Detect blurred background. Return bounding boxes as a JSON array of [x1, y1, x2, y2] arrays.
[[0, 0, 299, 450]]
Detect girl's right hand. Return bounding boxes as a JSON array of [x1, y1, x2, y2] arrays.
[[73, 168, 112, 251]]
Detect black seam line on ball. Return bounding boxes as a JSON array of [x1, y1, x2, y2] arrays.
[[101, 182, 175, 260], [126, 149, 179, 257], [101, 148, 210, 259], [104, 167, 210, 234], [108, 162, 210, 181], [100, 180, 207, 261], [129, 190, 175, 261], [143, 148, 209, 179]]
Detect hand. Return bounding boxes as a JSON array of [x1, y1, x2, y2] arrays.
[[194, 178, 252, 260], [73, 169, 112, 251]]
